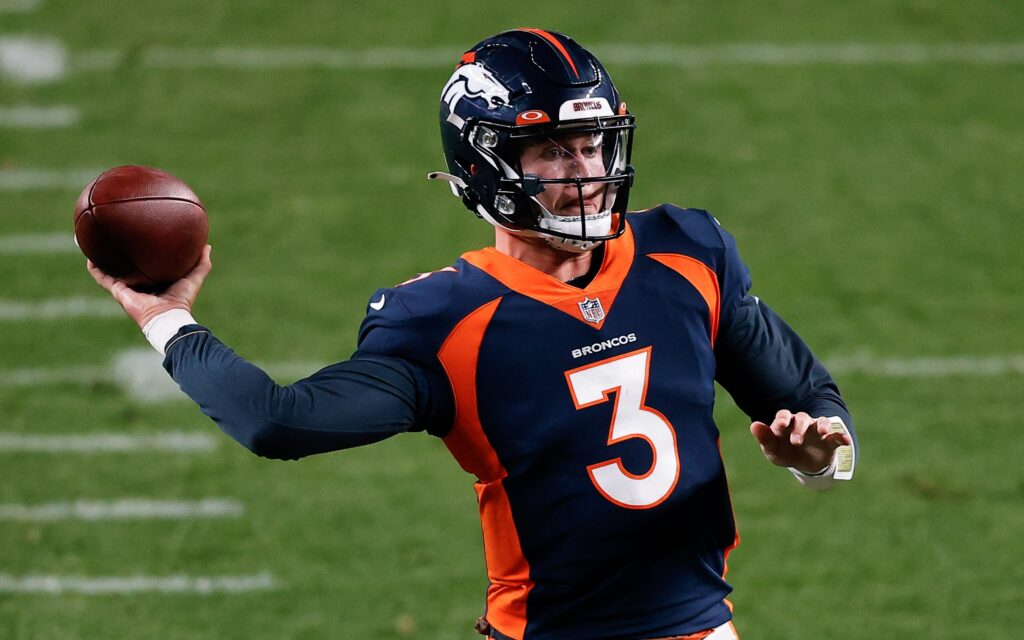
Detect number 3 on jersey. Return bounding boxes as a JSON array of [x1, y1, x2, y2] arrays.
[[565, 347, 680, 509]]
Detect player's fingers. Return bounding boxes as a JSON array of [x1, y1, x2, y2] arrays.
[[769, 410, 794, 437], [182, 245, 212, 288], [86, 260, 116, 292], [108, 279, 136, 309], [790, 414, 821, 446], [749, 422, 779, 455]]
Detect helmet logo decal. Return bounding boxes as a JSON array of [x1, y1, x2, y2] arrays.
[[515, 110, 551, 125], [578, 297, 606, 324], [441, 63, 512, 130]]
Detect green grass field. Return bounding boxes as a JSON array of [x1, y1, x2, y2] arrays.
[[2, 1, 1023, 638]]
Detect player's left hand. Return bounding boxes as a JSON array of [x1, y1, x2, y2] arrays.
[[749, 410, 852, 474]]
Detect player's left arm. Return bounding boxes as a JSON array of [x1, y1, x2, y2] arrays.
[[714, 294, 857, 489]]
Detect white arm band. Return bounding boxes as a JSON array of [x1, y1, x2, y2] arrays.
[[787, 416, 856, 490], [141, 308, 197, 356]]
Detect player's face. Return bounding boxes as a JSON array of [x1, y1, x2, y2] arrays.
[[519, 133, 608, 217]]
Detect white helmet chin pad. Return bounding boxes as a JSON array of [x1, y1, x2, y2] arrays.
[[538, 207, 612, 253], [476, 202, 610, 253]]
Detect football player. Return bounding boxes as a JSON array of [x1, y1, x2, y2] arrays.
[[89, 29, 856, 640]]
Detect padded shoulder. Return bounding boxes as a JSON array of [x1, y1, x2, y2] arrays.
[[355, 261, 507, 365], [627, 204, 729, 257], [628, 204, 752, 327]]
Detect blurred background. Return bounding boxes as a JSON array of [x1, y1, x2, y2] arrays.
[[1, 1, 1022, 638]]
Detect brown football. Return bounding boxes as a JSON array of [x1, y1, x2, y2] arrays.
[[74, 165, 208, 291]]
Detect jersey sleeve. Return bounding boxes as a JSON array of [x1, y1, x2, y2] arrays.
[[355, 287, 456, 436], [652, 206, 858, 466], [162, 323, 432, 461], [714, 295, 858, 451]]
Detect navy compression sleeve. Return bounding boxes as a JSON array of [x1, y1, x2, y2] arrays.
[[714, 296, 857, 447], [162, 326, 431, 460]]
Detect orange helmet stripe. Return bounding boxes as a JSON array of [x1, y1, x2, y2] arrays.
[[517, 28, 580, 78]]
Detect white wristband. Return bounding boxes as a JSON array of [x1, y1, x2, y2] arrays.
[[141, 309, 197, 356], [788, 416, 857, 490]]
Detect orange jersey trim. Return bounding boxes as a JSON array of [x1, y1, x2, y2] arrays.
[[646, 253, 721, 346], [716, 436, 740, 618], [438, 298, 505, 482], [460, 223, 636, 330], [517, 28, 579, 78], [437, 298, 532, 639]]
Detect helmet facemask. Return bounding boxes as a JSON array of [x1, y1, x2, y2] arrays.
[[468, 116, 635, 252]]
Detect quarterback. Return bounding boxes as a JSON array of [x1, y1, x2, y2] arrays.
[[89, 29, 857, 640]]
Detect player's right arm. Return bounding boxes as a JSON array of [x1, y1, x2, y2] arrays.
[[87, 246, 437, 460]]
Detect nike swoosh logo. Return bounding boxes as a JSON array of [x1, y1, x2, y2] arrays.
[[369, 295, 386, 311]]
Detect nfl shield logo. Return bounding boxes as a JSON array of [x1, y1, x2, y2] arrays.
[[578, 297, 605, 324]]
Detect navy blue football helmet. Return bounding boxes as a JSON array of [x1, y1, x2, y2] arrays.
[[430, 29, 635, 252]]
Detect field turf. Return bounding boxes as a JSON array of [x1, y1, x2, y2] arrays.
[[1, 2, 1022, 638]]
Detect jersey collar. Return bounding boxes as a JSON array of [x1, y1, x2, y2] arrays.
[[461, 222, 635, 330]]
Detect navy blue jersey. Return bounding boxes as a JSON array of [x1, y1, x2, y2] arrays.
[[355, 205, 750, 639], [164, 204, 853, 640]]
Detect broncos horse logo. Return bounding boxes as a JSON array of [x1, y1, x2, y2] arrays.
[[441, 63, 512, 130]]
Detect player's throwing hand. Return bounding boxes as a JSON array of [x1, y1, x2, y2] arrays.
[[87, 244, 212, 330]]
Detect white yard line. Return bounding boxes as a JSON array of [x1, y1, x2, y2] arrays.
[[0, 168, 100, 191], [139, 43, 1024, 69], [593, 42, 1024, 66], [0, 363, 109, 387], [0, 572, 275, 594], [0, 36, 65, 82], [0, 105, 79, 128], [0, 0, 43, 13], [6, 39, 1022, 85], [141, 46, 455, 69], [0, 347, 326, 401], [0, 233, 76, 254], [827, 353, 1024, 377], [0, 432, 218, 453], [0, 297, 122, 320], [0, 498, 243, 521], [62, 42, 1024, 75]]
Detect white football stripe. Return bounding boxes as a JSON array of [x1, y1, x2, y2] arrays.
[[0, 297, 122, 320], [0, 498, 243, 521], [140, 46, 454, 69], [0, 364, 109, 387], [0, 105, 79, 128], [0, 36, 65, 82], [0, 168, 100, 191], [594, 42, 1024, 66], [0, 432, 218, 453], [0, 348, 328, 402], [65, 42, 1024, 75], [0, 233, 77, 254], [0, 0, 43, 12], [0, 573, 275, 594], [827, 353, 1024, 377]]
